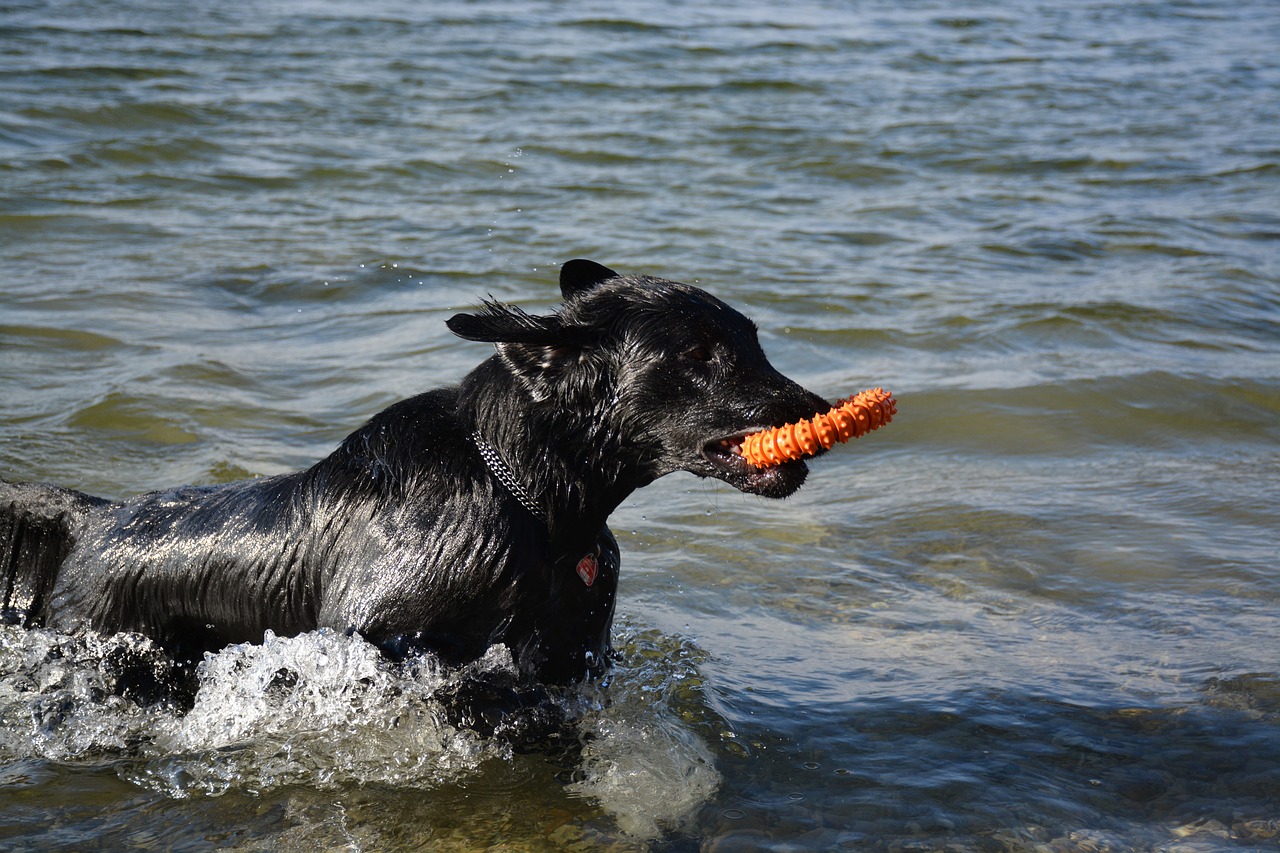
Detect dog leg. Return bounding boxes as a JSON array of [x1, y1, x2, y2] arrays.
[[0, 480, 107, 626]]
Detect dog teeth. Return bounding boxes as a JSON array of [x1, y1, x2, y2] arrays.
[[708, 437, 745, 460]]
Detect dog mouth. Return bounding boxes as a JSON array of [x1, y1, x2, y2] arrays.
[[704, 433, 747, 464], [700, 432, 810, 498]]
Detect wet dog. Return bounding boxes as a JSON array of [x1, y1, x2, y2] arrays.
[[1, 260, 829, 692]]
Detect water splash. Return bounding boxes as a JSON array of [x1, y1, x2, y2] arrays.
[[129, 628, 497, 797], [0, 626, 172, 761], [569, 626, 723, 837], [0, 621, 722, 838]]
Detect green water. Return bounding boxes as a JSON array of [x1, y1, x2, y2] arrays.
[[1, 0, 1278, 850]]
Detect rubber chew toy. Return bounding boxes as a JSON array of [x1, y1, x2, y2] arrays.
[[740, 387, 896, 467]]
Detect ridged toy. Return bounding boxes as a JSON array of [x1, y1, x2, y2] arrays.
[[740, 387, 896, 467]]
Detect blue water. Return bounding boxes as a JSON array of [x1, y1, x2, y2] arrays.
[[2, 0, 1279, 849]]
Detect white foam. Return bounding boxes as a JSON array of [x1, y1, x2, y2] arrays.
[[0, 626, 169, 761], [132, 629, 499, 796], [0, 622, 721, 837]]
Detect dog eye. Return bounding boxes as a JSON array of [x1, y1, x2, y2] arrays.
[[683, 346, 714, 363]]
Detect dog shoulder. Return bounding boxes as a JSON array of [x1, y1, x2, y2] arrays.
[[329, 388, 468, 475]]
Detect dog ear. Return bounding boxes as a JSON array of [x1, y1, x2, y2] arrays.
[[446, 300, 566, 345], [447, 301, 595, 397], [560, 259, 619, 300]]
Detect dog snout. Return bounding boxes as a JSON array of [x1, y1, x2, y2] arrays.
[[747, 373, 829, 428]]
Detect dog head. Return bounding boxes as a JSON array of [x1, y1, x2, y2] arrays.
[[447, 260, 831, 498]]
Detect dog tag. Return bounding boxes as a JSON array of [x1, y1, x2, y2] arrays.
[[576, 552, 598, 587]]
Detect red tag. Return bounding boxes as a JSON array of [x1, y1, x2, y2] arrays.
[[576, 553, 598, 587]]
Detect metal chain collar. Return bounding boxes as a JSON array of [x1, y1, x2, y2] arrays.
[[470, 431, 548, 524]]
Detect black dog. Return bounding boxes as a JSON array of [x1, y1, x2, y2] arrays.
[[1, 260, 829, 687]]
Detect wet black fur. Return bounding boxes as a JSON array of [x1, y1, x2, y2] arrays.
[[1, 261, 829, 689]]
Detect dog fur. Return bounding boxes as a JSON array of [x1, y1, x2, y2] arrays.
[[1, 260, 829, 686]]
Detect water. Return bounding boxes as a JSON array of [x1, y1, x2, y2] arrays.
[[1, 0, 1278, 849]]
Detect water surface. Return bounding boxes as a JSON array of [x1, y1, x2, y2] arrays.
[[1, 0, 1278, 849]]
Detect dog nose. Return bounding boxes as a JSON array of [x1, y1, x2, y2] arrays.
[[744, 386, 829, 429]]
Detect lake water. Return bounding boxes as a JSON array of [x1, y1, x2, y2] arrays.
[[2, 0, 1278, 849]]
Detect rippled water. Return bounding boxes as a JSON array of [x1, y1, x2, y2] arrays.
[[2, 0, 1279, 849]]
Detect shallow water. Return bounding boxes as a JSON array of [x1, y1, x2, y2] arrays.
[[2, 0, 1279, 849]]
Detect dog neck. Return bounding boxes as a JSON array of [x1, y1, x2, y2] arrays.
[[470, 431, 547, 525], [469, 419, 643, 537], [460, 364, 648, 537]]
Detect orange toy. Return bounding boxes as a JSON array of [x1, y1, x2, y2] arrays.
[[740, 387, 896, 467]]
